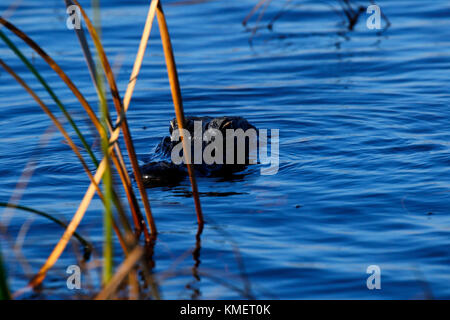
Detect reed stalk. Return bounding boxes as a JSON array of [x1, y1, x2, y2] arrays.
[[101, 127, 114, 286], [0, 203, 92, 256], [0, 59, 105, 200], [65, 0, 101, 95], [0, 18, 144, 238], [92, 0, 114, 285], [0, 52, 130, 266], [63, 1, 143, 240], [0, 29, 98, 167], [0, 26, 132, 247], [71, 0, 158, 238], [0, 17, 104, 141], [29, 158, 107, 287], [95, 246, 143, 300], [29, 98, 151, 287], [2, 0, 204, 294], [243, 0, 268, 26], [156, 1, 204, 228]]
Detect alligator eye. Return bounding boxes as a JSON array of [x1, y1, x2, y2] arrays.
[[221, 121, 232, 130]]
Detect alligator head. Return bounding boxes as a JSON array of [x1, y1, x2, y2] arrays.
[[140, 116, 258, 187]]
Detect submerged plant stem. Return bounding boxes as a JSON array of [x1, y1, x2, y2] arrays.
[[0, 248, 11, 300]]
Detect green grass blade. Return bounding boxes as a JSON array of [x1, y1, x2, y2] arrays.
[[72, 0, 157, 238], [0, 29, 99, 167], [91, 0, 113, 285], [0, 202, 93, 260]]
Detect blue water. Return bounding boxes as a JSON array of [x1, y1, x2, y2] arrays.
[[0, 0, 449, 299]]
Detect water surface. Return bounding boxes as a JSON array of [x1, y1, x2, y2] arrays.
[[0, 0, 449, 299]]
